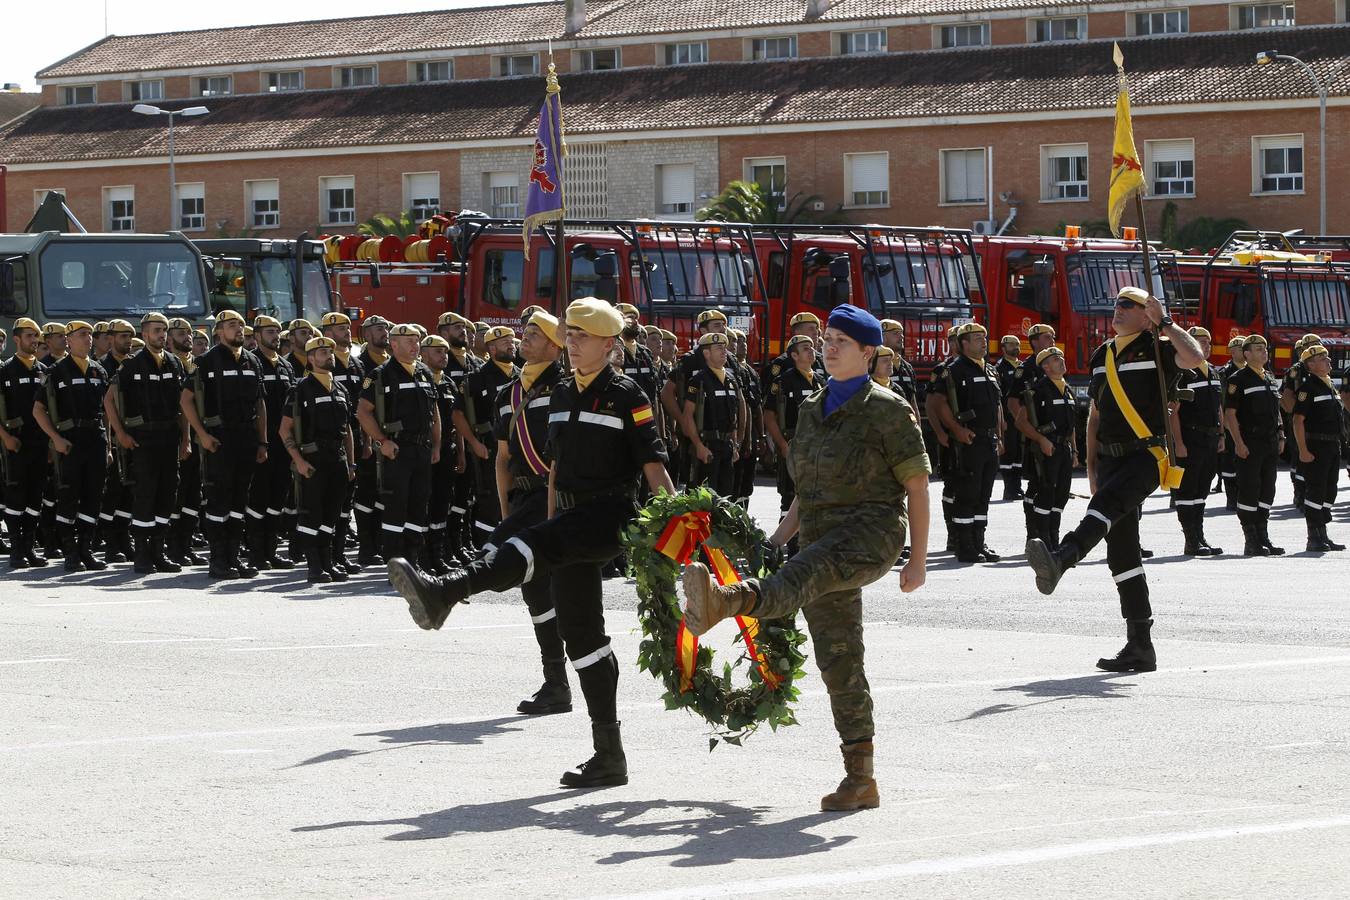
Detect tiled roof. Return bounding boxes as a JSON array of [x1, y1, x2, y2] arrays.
[[39, 0, 1122, 77], [0, 92, 40, 126], [9, 27, 1349, 165]]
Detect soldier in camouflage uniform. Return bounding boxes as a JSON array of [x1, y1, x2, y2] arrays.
[[682, 304, 930, 813]]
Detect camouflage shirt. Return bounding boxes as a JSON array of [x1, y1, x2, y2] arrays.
[[788, 378, 931, 541]]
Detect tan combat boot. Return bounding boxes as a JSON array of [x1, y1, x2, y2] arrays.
[[680, 562, 757, 637], [820, 741, 880, 812]]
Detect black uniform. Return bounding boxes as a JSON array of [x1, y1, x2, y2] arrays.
[[760, 347, 825, 396], [352, 344, 390, 563], [113, 349, 186, 556], [185, 343, 265, 570], [768, 366, 819, 512], [1, 354, 49, 565], [1216, 360, 1245, 508], [1280, 361, 1307, 508], [995, 355, 1023, 497], [931, 354, 1002, 559], [1292, 371, 1342, 532], [929, 356, 959, 536], [459, 365, 665, 728], [97, 351, 134, 548], [889, 355, 919, 408], [330, 347, 366, 561], [1011, 354, 1047, 534], [246, 350, 297, 566], [424, 370, 460, 569], [286, 371, 352, 564], [730, 356, 762, 506], [1224, 365, 1284, 549], [38, 356, 109, 551], [166, 350, 202, 564], [445, 348, 481, 557], [685, 366, 741, 497], [1173, 363, 1225, 550], [362, 357, 438, 561], [1023, 374, 1076, 546], [459, 359, 518, 545]]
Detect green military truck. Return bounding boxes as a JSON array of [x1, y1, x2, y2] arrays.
[[192, 237, 336, 326]]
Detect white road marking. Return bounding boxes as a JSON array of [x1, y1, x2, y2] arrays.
[[0, 657, 71, 666], [1263, 740, 1326, 749], [224, 643, 379, 653], [0, 717, 460, 752], [33, 599, 164, 608], [604, 814, 1350, 900], [104, 637, 257, 645]]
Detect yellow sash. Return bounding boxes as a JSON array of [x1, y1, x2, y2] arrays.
[[1104, 341, 1184, 490]]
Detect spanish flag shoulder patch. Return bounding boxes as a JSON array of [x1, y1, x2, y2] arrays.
[[632, 404, 654, 426]]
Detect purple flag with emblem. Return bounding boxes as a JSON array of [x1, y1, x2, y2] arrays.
[[522, 62, 566, 260]]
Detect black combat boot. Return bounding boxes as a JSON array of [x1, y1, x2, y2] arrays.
[[1321, 524, 1347, 552], [1193, 509, 1222, 556], [1096, 618, 1157, 672], [356, 514, 384, 568], [332, 533, 359, 575], [974, 525, 1000, 562], [954, 525, 980, 563], [245, 522, 271, 572], [232, 531, 259, 578], [176, 519, 204, 566], [207, 532, 239, 579], [1259, 515, 1285, 556], [1026, 536, 1080, 595], [1306, 520, 1332, 552], [152, 532, 182, 573], [517, 658, 573, 715], [560, 721, 628, 788], [78, 528, 107, 571], [386, 557, 469, 630], [0, 525, 8, 555], [62, 531, 85, 573], [305, 540, 332, 584], [320, 545, 348, 582], [1181, 512, 1204, 556], [133, 531, 157, 574], [103, 525, 129, 563], [8, 522, 29, 569], [1241, 518, 1270, 556]]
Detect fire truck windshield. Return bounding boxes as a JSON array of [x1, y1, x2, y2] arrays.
[[209, 257, 332, 323], [39, 240, 206, 318], [642, 249, 746, 305], [1065, 252, 1151, 312], [863, 254, 970, 311], [1262, 274, 1350, 328]]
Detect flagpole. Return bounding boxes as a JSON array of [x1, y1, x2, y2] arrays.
[[547, 54, 567, 314]]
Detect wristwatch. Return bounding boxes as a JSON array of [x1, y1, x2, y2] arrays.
[[1159, 315, 1174, 328]]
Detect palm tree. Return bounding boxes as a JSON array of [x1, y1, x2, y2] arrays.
[[696, 180, 847, 225], [358, 210, 419, 238]]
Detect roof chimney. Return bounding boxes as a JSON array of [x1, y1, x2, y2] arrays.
[[806, 0, 829, 18], [565, 0, 586, 34]]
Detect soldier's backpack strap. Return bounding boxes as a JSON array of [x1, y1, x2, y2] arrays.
[[45, 365, 75, 433]]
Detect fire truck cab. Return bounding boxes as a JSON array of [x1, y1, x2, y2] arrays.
[[192, 237, 335, 325]]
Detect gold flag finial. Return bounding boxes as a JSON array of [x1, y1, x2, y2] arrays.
[[1112, 41, 1125, 73]]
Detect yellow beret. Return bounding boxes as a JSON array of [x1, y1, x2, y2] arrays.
[[946, 324, 962, 338], [65, 320, 93, 334], [697, 309, 728, 326], [319, 312, 351, 327], [1036, 346, 1066, 365], [616, 302, 640, 319], [42, 322, 67, 336], [485, 325, 515, 343], [1300, 333, 1322, 346], [1300, 344, 1329, 363], [12, 317, 39, 333], [660, 329, 677, 341], [305, 336, 337, 353], [389, 323, 422, 338], [879, 318, 903, 333], [789, 312, 820, 328], [643, 324, 662, 336], [1028, 323, 1056, 339], [1242, 334, 1268, 348], [279, 330, 290, 341], [411, 324, 427, 338], [1228, 335, 1246, 348], [362, 315, 392, 329], [420, 334, 450, 350], [518, 304, 546, 321], [253, 315, 281, 329], [243, 326, 254, 337], [527, 311, 563, 347], [140, 313, 169, 327], [786, 334, 814, 353], [698, 332, 729, 348], [473, 321, 490, 333], [167, 317, 193, 331], [193, 328, 208, 339], [107, 319, 135, 334], [436, 311, 470, 328], [129, 337, 145, 350], [958, 322, 988, 337], [288, 318, 314, 332], [93, 321, 111, 334], [1187, 326, 1212, 340], [874, 345, 895, 360], [1117, 286, 1150, 307], [215, 310, 245, 326], [565, 298, 624, 338], [728, 329, 745, 340], [1000, 334, 1021, 345]]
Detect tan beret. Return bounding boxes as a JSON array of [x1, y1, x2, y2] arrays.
[[566, 298, 624, 338]]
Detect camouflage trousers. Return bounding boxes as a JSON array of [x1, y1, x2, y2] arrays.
[[751, 518, 903, 744]]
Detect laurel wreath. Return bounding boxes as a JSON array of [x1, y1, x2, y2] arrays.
[[622, 487, 807, 749]]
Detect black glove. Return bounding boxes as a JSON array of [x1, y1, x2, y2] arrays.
[[760, 539, 786, 572]]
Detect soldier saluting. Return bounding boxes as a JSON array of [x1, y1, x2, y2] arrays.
[[1027, 286, 1205, 673]]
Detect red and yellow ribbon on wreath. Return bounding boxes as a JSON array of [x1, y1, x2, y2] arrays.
[[656, 511, 783, 694]]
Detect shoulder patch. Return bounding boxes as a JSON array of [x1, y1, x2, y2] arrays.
[[1227, 383, 1238, 395], [1298, 392, 1308, 402], [363, 377, 373, 389]]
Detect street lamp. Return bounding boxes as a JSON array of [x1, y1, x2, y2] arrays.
[[133, 104, 209, 231], [1255, 51, 1327, 234]]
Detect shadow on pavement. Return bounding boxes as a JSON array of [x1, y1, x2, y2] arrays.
[[289, 717, 528, 767], [960, 672, 1136, 720], [294, 793, 855, 866]]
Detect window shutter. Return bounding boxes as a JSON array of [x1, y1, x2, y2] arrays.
[[660, 164, 695, 207], [849, 153, 888, 193], [406, 173, 439, 201], [1150, 140, 1191, 164]]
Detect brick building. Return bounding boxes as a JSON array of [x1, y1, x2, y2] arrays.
[[1, 0, 1347, 238]]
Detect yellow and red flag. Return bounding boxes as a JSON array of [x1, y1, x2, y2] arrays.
[[1108, 43, 1147, 238]]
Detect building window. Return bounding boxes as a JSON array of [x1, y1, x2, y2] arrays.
[[1134, 9, 1189, 34], [104, 186, 135, 231], [744, 156, 787, 210], [127, 79, 164, 101], [657, 163, 695, 215], [404, 172, 441, 220], [338, 66, 377, 87], [246, 179, 280, 228], [941, 148, 987, 204], [486, 172, 520, 217], [665, 41, 708, 65], [61, 85, 95, 106], [177, 183, 205, 231], [576, 48, 621, 71], [265, 71, 304, 92], [321, 176, 356, 225], [33, 189, 67, 211], [751, 37, 798, 60], [1145, 139, 1195, 196], [413, 60, 453, 82], [197, 76, 232, 97], [1254, 134, 1304, 193], [1236, 3, 1296, 28], [839, 30, 886, 55], [1034, 16, 1086, 42], [1042, 144, 1089, 200], [564, 142, 609, 218], [939, 23, 989, 48], [495, 55, 539, 77], [844, 152, 889, 207]]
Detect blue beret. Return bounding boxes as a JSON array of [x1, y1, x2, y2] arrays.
[[826, 304, 883, 348]]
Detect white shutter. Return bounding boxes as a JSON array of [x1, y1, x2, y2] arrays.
[[406, 172, 439, 201], [107, 186, 133, 203], [848, 153, 888, 193], [1149, 140, 1191, 164], [488, 172, 517, 190], [943, 149, 986, 202], [249, 180, 279, 203], [659, 163, 695, 212], [177, 182, 204, 202], [323, 175, 355, 193]]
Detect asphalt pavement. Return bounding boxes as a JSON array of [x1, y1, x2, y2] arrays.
[[3, 471, 1349, 898]]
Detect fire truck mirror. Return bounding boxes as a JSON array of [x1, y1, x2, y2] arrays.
[[593, 252, 617, 279], [1224, 282, 1257, 328], [1031, 259, 1055, 277]]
